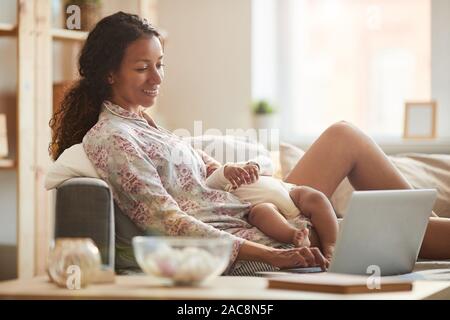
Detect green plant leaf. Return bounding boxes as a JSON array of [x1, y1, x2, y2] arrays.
[[252, 100, 276, 114]]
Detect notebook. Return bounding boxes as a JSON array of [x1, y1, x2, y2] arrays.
[[267, 273, 413, 294]]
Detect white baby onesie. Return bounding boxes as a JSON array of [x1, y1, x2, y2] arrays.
[[205, 165, 300, 219]]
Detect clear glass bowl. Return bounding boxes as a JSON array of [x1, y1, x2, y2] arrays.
[[132, 236, 233, 286], [47, 238, 101, 288]]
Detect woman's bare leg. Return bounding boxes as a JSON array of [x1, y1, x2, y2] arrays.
[[284, 121, 449, 259], [284, 121, 412, 197], [420, 218, 450, 259]]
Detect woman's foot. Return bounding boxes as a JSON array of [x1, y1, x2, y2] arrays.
[[321, 244, 335, 261], [293, 228, 311, 247]]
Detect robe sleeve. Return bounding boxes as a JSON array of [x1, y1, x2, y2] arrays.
[[83, 132, 244, 268]]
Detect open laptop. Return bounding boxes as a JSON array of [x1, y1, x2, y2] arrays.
[[275, 189, 437, 276]]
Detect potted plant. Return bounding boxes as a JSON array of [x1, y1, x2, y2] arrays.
[[252, 99, 279, 130]]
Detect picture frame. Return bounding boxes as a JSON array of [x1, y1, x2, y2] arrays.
[[403, 101, 437, 139]]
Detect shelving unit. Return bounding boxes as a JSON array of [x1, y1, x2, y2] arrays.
[[0, 22, 17, 37], [51, 28, 87, 42], [0, 20, 17, 170], [0, 0, 159, 279], [0, 159, 15, 169]]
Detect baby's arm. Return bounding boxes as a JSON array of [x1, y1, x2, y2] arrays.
[[205, 165, 231, 191], [289, 186, 338, 260]]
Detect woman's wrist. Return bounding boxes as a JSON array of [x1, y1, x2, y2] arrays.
[[237, 240, 276, 264]]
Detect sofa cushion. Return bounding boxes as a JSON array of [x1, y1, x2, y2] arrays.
[[46, 135, 275, 189], [278, 143, 450, 218], [184, 134, 274, 175]]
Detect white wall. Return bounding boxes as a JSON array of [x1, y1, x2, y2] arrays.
[[432, 0, 450, 139], [156, 0, 252, 133]]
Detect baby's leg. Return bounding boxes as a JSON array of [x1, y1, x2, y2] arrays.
[[289, 186, 339, 260], [248, 203, 310, 247]]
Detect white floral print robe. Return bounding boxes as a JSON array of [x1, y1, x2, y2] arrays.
[[83, 101, 307, 270]]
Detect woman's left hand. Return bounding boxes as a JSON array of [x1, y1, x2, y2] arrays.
[[206, 162, 220, 178], [268, 247, 329, 271]]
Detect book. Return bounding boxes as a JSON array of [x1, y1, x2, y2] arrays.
[[267, 272, 413, 294]]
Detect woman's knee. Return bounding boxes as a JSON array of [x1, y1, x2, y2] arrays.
[[323, 121, 369, 155], [325, 121, 362, 140]]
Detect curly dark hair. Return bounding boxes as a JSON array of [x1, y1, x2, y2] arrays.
[[49, 11, 161, 160]]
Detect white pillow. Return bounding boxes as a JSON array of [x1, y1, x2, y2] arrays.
[[278, 142, 306, 179], [45, 136, 275, 190], [45, 143, 99, 190]]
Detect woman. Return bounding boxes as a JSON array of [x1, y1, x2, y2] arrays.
[[49, 12, 449, 275]]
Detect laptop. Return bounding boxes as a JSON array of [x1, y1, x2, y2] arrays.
[[272, 189, 437, 276]]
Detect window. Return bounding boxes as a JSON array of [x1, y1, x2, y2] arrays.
[[252, 0, 431, 141]]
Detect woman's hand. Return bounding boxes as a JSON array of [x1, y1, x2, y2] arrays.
[[224, 164, 253, 189], [268, 247, 329, 271]]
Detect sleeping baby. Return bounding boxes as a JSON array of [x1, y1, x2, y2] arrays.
[[205, 161, 339, 260]]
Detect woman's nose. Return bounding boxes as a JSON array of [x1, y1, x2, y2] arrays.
[[147, 68, 163, 85]]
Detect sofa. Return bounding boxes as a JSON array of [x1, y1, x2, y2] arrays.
[[48, 136, 450, 273], [54, 177, 143, 272]]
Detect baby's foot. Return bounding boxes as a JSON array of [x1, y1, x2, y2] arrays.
[[293, 228, 311, 247]]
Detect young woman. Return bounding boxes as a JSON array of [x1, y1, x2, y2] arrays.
[[49, 12, 450, 275]]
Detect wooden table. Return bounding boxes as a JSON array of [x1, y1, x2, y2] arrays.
[[0, 275, 449, 300]]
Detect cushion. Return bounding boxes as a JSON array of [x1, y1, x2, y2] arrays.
[[184, 134, 274, 175], [277, 143, 450, 218], [279, 142, 306, 179], [45, 144, 99, 190], [45, 135, 275, 189]]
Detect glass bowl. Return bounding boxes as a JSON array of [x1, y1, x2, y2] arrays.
[[47, 238, 101, 288], [132, 236, 233, 286]]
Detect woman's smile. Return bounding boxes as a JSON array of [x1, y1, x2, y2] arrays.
[[142, 88, 159, 97]]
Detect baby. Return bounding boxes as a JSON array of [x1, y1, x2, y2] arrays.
[[205, 161, 339, 260]]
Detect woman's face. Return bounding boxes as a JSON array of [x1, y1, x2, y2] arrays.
[[109, 35, 164, 111]]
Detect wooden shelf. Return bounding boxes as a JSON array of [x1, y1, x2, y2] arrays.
[[0, 158, 15, 169], [51, 28, 88, 42], [0, 22, 17, 37]]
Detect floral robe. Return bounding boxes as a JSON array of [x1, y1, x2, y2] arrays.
[[83, 101, 306, 269]]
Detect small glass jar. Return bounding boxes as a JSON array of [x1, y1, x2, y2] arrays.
[[47, 238, 101, 288]]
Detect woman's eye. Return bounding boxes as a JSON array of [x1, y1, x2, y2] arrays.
[[157, 63, 165, 69], [136, 66, 148, 72]]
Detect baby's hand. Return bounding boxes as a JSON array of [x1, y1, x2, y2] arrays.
[[224, 164, 252, 189], [242, 162, 259, 183]]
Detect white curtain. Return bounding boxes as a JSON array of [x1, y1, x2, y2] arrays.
[[252, 0, 431, 141]]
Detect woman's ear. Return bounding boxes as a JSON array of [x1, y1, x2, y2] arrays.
[[107, 73, 115, 85]]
